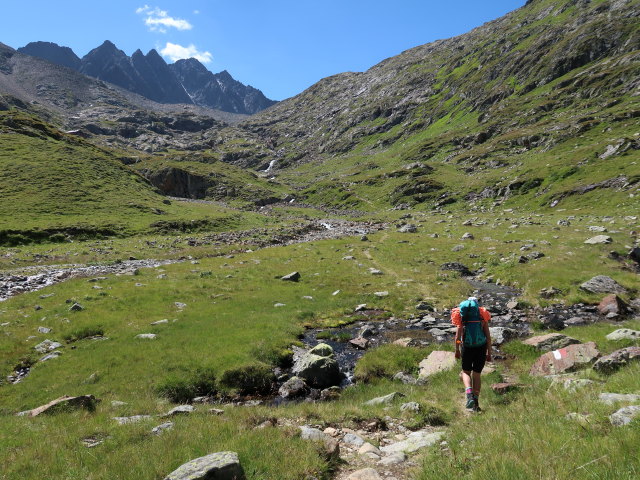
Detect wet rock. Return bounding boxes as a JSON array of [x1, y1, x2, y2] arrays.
[[597, 295, 629, 316], [346, 468, 382, 480], [593, 347, 640, 374], [364, 392, 405, 406], [16, 395, 97, 417], [349, 337, 370, 350], [529, 342, 600, 376], [292, 344, 341, 388], [610, 406, 640, 426], [164, 451, 245, 480], [281, 271, 300, 282], [606, 329, 640, 341], [523, 333, 580, 352], [380, 431, 445, 454], [418, 351, 456, 378], [440, 262, 472, 276], [584, 235, 612, 245], [599, 393, 640, 405], [278, 376, 308, 399], [580, 276, 627, 294]]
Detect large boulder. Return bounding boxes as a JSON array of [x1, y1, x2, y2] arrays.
[[293, 344, 341, 388], [16, 395, 97, 417], [278, 376, 308, 398], [593, 347, 640, 374], [606, 329, 640, 341], [418, 351, 456, 379], [164, 452, 245, 480], [597, 295, 629, 316], [609, 406, 640, 426], [580, 276, 627, 294], [523, 333, 580, 352], [529, 342, 600, 376]]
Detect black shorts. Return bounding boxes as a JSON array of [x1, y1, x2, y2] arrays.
[[461, 344, 487, 373]]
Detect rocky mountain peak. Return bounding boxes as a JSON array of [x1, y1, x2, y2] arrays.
[[17, 41, 81, 71]]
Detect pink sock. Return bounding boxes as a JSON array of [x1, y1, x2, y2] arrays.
[[465, 387, 473, 394]]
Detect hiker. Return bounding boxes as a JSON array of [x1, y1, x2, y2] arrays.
[[452, 296, 492, 411]]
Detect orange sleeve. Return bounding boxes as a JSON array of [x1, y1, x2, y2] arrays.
[[480, 307, 491, 324], [451, 308, 461, 326]]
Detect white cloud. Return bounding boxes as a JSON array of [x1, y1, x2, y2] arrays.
[[136, 5, 192, 33], [160, 42, 213, 63], [193, 10, 200, 15]]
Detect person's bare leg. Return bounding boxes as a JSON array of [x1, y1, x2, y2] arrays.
[[472, 371, 481, 396], [461, 370, 472, 389]]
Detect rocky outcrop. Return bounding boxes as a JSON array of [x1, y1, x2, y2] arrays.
[[164, 452, 245, 480], [142, 167, 210, 199], [529, 342, 600, 376], [580, 276, 627, 294], [18, 41, 81, 70]]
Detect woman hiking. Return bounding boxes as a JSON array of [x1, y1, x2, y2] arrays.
[[452, 296, 492, 412]]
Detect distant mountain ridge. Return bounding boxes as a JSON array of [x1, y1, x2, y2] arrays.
[[17, 40, 277, 114]]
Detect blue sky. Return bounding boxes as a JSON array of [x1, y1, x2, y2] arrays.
[[2, 1, 526, 100]]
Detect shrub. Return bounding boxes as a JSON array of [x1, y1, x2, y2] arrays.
[[63, 326, 104, 343], [156, 367, 217, 403], [219, 363, 275, 395]]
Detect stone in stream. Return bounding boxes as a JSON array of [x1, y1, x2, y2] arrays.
[[609, 406, 640, 426], [593, 347, 640, 374], [349, 336, 370, 350], [597, 295, 629, 316], [292, 343, 341, 388], [16, 395, 97, 417], [278, 376, 308, 399], [163, 452, 245, 480], [281, 271, 300, 282], [529, 342, 600, 376], [418, 351, 456, 379], [523, 333, 580, 352], [580, 275, 627, 294], [606, 329, 640, 341]]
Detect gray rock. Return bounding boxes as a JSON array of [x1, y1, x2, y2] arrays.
[[292, 346, 341, 389], [593, 347, 640, 374], [299, 426, 328, 441], [346, 468, 382, 480], [364, 392, 405, 406], [398, 224, 417, 233], [163, 405, 195, 416], [418, 351, 456, 378], [278, 376, 308, 398], [379, 452, 407, 466], [380, 431, 445, 454], [523, 333, 580, 352], [599, 393, 640, 405], [151, 319, 169, 325], [34, 339, 63, 353], [606, 329, 640, 341], [113, 415, 152, 425], [136, 333, 156, 339], [38, 326, 52, 334], [393, 372, 417, 385], [489, 327, 517, 345], [281, 271, 301, 282], [152, 422, 174, 435], [584, 235, 612, 245], [342, 432, 366, 447], [309, 343, 333, 357], [164, 451, 245, 480], [69, 302, 84, 312], [400, 402, 421, 412], [40, 351, 62, 362], [609, 405, 640, 426], [580, 276, 627, 294]]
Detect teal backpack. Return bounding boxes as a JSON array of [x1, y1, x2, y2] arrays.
[[460, 299, 487, 348]]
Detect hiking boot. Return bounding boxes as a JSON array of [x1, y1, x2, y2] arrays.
[[472, 394, 481, 412], [465, 392, 475, 409]]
